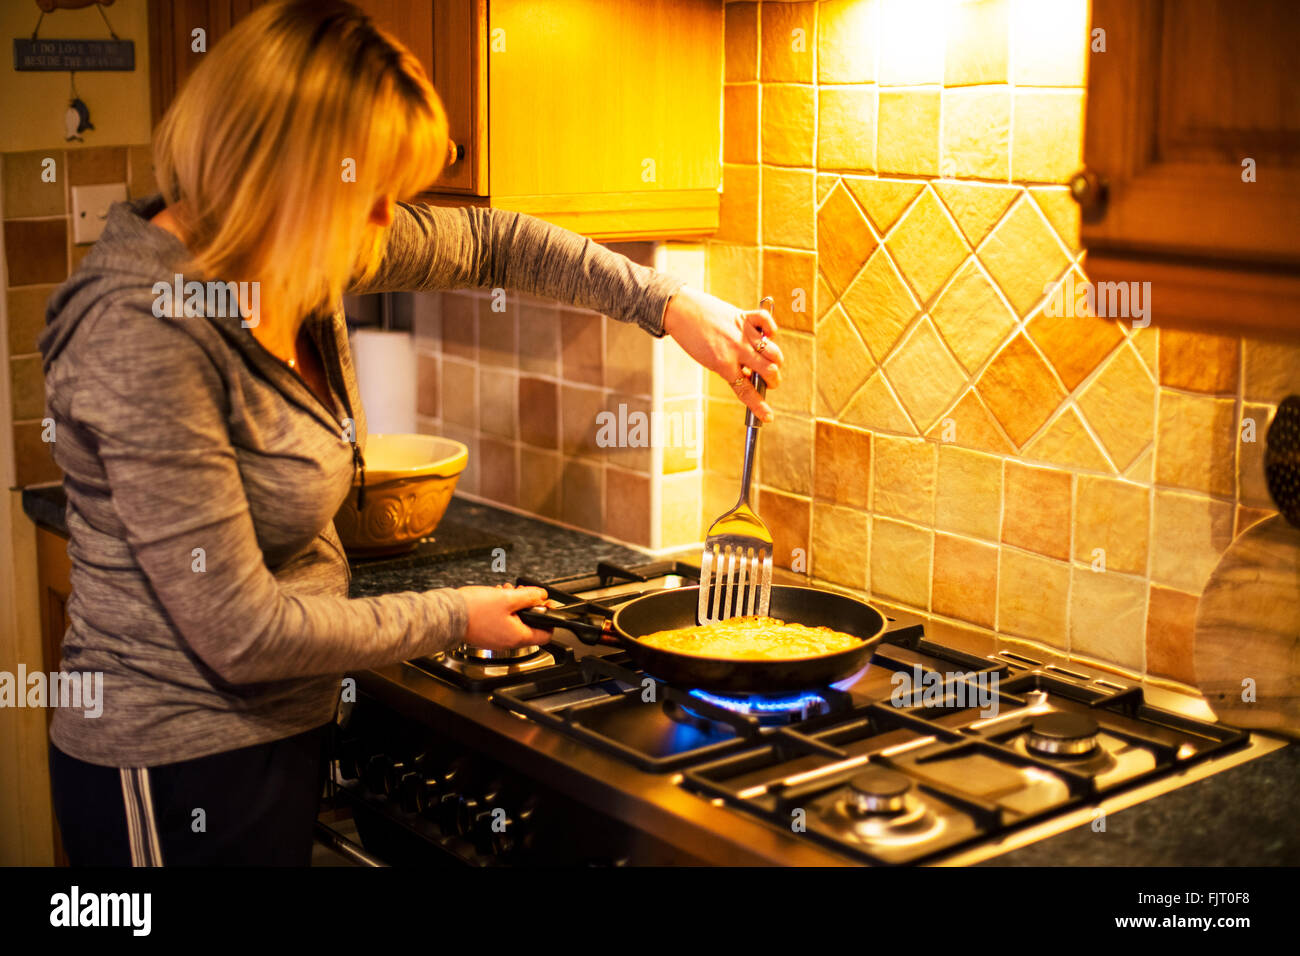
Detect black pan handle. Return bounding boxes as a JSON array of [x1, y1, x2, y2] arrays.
[[516, 609, 609, 645]]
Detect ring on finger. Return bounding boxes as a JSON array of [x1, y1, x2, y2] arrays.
[[731, 374, 747, 389], [755, 334, 768, 355]]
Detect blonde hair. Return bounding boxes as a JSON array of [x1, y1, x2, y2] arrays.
[[153, 0, 448, 323]]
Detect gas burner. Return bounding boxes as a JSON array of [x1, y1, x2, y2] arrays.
[[451, 643, 541, 662], [1024, 712, 1100, 757], [829, 768, 945, 847], [670, 687, 835, 728], [411, 642, 574, 692]]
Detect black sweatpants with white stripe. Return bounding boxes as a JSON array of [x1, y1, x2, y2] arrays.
[[48, 724, 330, 866]]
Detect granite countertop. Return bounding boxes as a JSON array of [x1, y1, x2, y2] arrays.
[[21, 484, 1298, 865]]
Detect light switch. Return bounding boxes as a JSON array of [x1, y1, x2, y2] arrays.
[[71, 183, 128, 245]]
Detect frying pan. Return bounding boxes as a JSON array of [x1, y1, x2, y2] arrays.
[[518, 584, 888, 695]]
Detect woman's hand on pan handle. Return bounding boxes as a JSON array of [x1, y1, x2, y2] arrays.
[[663, 285, 782, 423], [457, 584, 551, 651]]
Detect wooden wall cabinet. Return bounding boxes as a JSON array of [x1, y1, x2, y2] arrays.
[[1081, 0, 1300, 336], [149, 0, 723, 241]]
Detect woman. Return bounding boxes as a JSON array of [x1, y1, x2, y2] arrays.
[[38, 0, 782, 866]]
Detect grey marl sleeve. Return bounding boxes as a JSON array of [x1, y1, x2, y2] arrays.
[[70, 304, 469, 686], [351, 203, 685, 336]]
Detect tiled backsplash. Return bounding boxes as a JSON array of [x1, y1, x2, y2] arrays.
[[2, 145, 156, 487], [702, 0, 1300, 684], [412, 243, 709, 551]]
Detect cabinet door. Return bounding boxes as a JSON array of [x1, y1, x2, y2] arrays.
[[486, 0, 722, 236], [354, 0, 486, 195], [1083, 0, 1300, 266]]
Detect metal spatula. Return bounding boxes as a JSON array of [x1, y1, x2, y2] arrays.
[[698, 297, 774, 624]]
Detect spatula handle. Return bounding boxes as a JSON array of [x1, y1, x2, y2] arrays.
[[743, 296, 775, 430]]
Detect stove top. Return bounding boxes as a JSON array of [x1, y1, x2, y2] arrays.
[[346, 556, 1285, 866]]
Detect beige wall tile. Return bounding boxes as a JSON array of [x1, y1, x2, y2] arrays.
[[812, 501, 870, 589], [976, 333, 1065, 447], [932, 532, 998, 628], [1145, 583, 1199, 684], [1028, 186, 1082, 252], [1076, 345, 1155, 472], [559, 385, 607, 460], [7, 285, 56, 354], [978, 198, 1070, 317], [723, 84, 760, 165], [517, 300, 558, 377], [935, 444, 1002, 541], [725, 1, 759, 82], [1237, 402, 1275, 508], [416, 353, 438, 419], [998, 548, 1069, 646], [127, 144, 155, 199], [661, 471, 702, 546], [717, 164, 760, 244], [440, 358, 477, 429], [814, 304, 873, 414], [3, 151, 64, 218], [845, 177, 923, 234], [518, 376, 558, 449], [1150, 490, 1234, 594], [882, 318, 967, 432], [604, 393, 652, 473], [519, 447, 561, 520], [559, 308, 602, 386], [873, 434, 936, 523], [762, 165, 816, 249], [1011, 91, 1084, 183], [762, 247, 818, 332], [1073, 475, 1150, 574], [1069, 568, 1145, 671], [1027, 303, 1125, 391], [941, 89, 1010, 180], [1242, 338, 1300, 403], [706, 397, 745, 480], [817, 181, 877, 296], [438, 423, 478, 495], [478, 437, 517, 507], [870, 516, 932, 608], [761, 84, 816, 167], [707, 241, 760, 308], [840, 371, 915, 434], [814, 418, 871, 508], [441, 292, 477, 362], [760, 413, 813, 495], [662, 336, 703, 400], [1155, 391, 1236, 498], [886, 189, 967, 304], [1011, 0, 1088, 86], [479, 367, 517, 439], [945, 0, 1009, 85], [930, 259, 1016, 375], [1022, 407, 1111, 472], [605, 467, 651, 546], [1158, 329, 1239, 395], [477, 298, 517, 368], [877, 90, 940, 176], [760, 1, 817, 83], [758, 487, 811, 570], [3, 219, 67, 286], [9, 355, 44, 420], [769, 330, 814, 414], [933, 182, 1018, 248], [817, 86, 876, 172], [605, 316, 653, 396], [1002, 460, 1072, 560], [561, 459, 604, 532], [840, 247, 918, 361], [925, 389, 1015, 454], [818, 0, 876, 83]]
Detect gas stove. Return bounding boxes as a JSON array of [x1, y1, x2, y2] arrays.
[[331, 558, 1287, 866]]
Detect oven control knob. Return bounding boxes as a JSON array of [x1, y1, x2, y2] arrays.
[[473, 798, 536, 857], [847, 769, 912, 815], [397, 771, 427, 814]]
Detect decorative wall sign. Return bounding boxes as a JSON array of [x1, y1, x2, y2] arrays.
[[13, 37, 135, 71]]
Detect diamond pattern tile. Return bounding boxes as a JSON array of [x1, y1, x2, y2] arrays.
[[840, 247, 919, 362], [885, 188, 968, 305], [882, 318, 968, 433], [930, 259, 1017, 375], [1028, 186, 1081, 253], [817, 180, 877, 296], [841, 372, 916, 435], [976, 333, 1066, 447], [923, 389, 1015, 454], [978, 197, 1071, 317], [1022, 406, 1113, 472], [932, 182, 1019, 248], [1076, 344, 1155, 472], [843, 177, 923, 235], [1027, 274, 1125, 391], [815, 304, 873, 415]]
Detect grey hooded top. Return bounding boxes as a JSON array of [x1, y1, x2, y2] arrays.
[[39, 195, 682, 767]]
